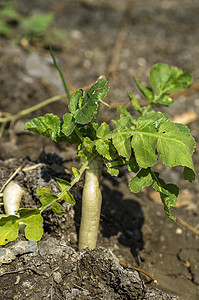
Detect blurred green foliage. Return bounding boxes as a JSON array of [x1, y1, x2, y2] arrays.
[[0, 0, 66, 48]]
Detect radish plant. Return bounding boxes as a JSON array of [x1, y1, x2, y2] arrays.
[[0, 63, 195, 249]]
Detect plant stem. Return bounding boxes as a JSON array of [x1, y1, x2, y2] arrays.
[[78, 157, 103, 251], [0, 94, 66, 124], [50, 46, 71, 101], [40, 159, 90, 213]]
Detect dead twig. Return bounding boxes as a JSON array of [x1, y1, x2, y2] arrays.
[[0, 167, 21, 193], [175, 216, 199, 235], [22, 163, 46, 173], [120, 262, 158, 283]]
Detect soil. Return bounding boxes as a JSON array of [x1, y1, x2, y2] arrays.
[[0, 0, 199, 299]]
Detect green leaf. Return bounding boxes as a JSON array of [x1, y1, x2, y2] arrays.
[[24, 214, 43, 240], [153, 94, 174, 106], [91, 122, 98, 132], [164, 66, 192, 93], [95, 139, 115, 160], [73, 77, 109, 124], [61, 191, 75, 205], [37, 180, 75, 209], [68, 89, 84, 113], [36, 188, 58, 207], [157, 121, 196, 172], [77, 147, 88, 162], [52, 202, 65, 215], [131, 125, 158, 168], [72, 167, 80, 177], [107, 158, 127, 175], [168, 71, 193, 93], [128, 157, 139, 173], [129, 168, 153, 193], [83, 137, 94, 153], [24, 113, 60, 141], [107, 167, 119, 176], [134, 76, 155, 102], [130, 115, 195, 171], [38, 179, 74, 206], [0, 215, 20, 245], [149, 63, 192, 94], [150, 63, 171, 93], [128, 92, 142, 112], [56, 179, 75, 205], [152, 177, 179, 220], [0, 209, 44, 245], [106, 157, 126, 168], [62, 113, 76, 136], [56, 178, 71, 192], [97, 122, 110, 138], [112, 132, 132, 160], [36, 187, 53, 196], [84, 77, 109, 102], [183, 167, 195, 182], [74, 98, 98, 124], [112, 115, 133, 130], [19, 209, 44, 241], [174, 123, 193, 137], [136, 111, 171, 129], [133, 64, 192, 106], [81, 123, 98, 140], [116, 106, 136, 124]]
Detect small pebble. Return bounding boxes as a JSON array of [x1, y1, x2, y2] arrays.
[[176, 228, 183, 235], [137, 57, 146, 66]]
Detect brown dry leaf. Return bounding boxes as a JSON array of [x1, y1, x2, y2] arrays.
[[172, 110, 198, 125]]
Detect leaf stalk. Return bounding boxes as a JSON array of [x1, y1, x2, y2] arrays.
[[0, 94, 66, 124]]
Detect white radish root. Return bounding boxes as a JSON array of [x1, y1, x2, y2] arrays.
[[3, 181, 25, 215], [78, 157, 103, 251]]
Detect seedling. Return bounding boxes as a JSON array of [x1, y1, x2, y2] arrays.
[[0, 63, 196, 250]]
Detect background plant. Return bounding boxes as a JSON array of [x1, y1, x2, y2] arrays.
[[0, 63, 195, 249], [0, 0, 66, 47]]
